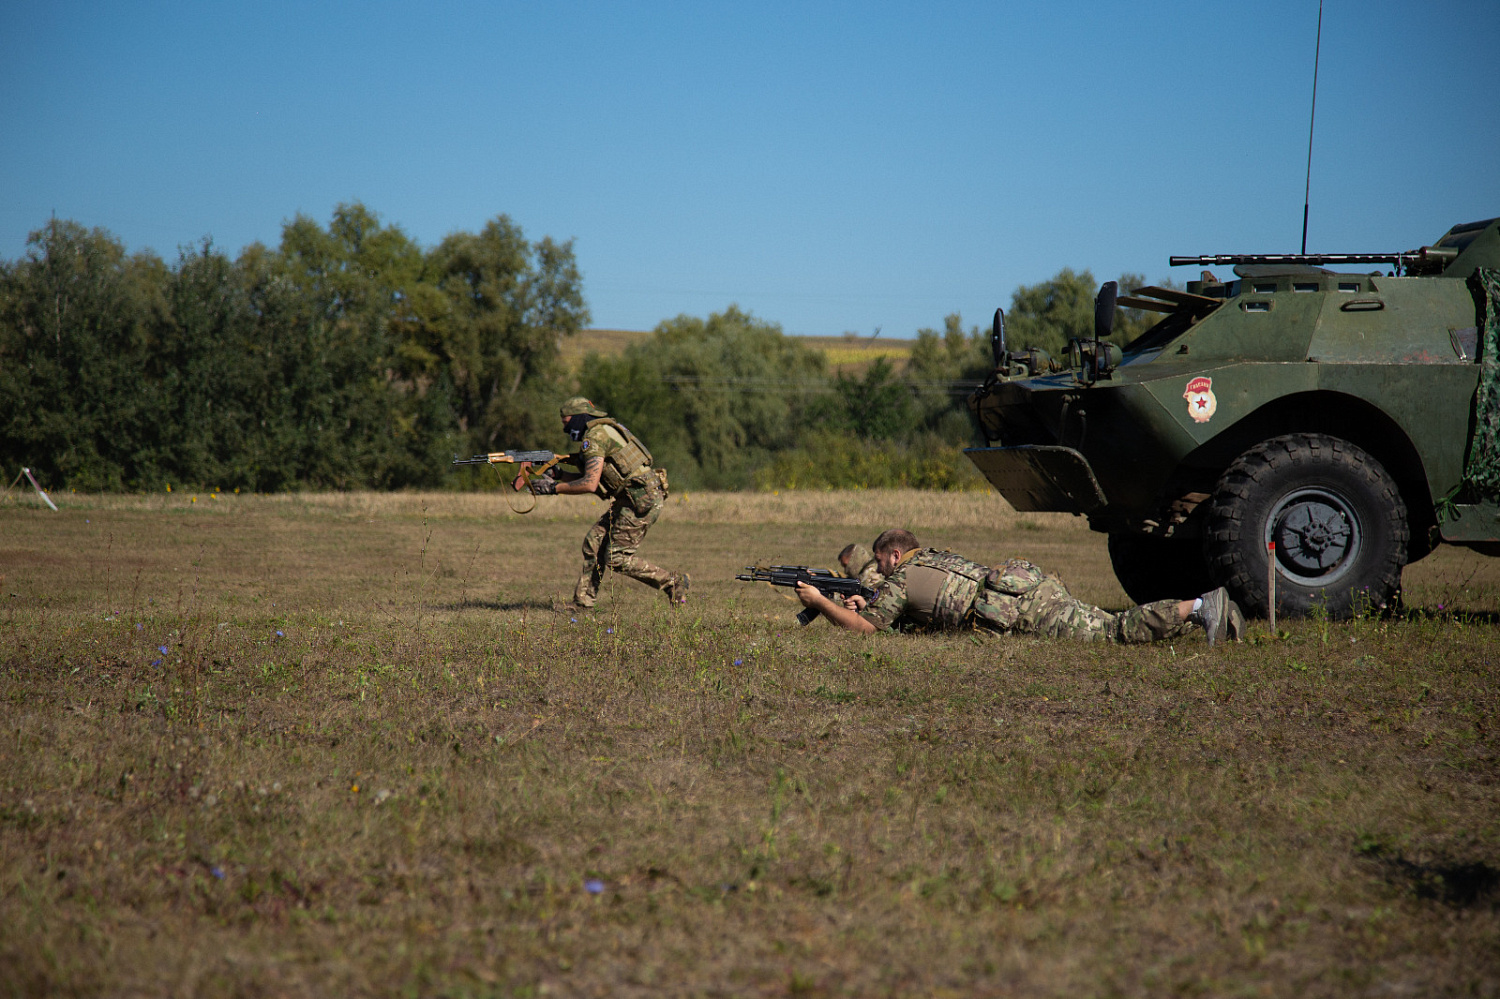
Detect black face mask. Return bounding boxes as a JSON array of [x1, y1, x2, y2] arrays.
[[564, 414, 594, 441]]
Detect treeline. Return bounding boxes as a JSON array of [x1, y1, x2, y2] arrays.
[[0, 204, 586, 491], [579, 309, 992, 490], [579, 270, 1163, 491], [0, 204, 1166, 492]]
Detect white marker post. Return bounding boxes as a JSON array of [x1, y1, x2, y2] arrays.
[[1266, 541, 1277, 635], [22, 467, 58, 512]]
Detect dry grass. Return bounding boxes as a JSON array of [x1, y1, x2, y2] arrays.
[[557, 328, 651, 370], [795, 336, 913, 377], [43, 488, 1071, 531], [555, 328, 914, 376], [2, 492, 1498, 997]]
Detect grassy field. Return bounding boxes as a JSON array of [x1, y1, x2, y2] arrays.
[[559, 328, 913, 377], [2, 490, 1498, 997]]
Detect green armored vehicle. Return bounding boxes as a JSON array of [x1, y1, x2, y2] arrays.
[[966, 216, 1500, 617]]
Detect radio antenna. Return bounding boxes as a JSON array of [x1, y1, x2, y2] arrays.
[[1300, 0, 1323, 254]]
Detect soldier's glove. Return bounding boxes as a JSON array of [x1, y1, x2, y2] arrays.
[[529, 475, 558, 496]]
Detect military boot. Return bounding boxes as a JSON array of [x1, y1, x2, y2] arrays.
[[1191, 587, 1245, 647], [663, 573, 690, 605]]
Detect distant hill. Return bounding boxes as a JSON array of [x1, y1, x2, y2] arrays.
[[562, 328, 913, 376]]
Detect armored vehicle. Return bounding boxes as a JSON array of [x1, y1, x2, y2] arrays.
[[966, 216, 1500, 618]]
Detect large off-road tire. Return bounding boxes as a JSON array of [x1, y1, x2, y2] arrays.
[[1205, 434, 1407, 619], [1107, 533, 1215, 604]]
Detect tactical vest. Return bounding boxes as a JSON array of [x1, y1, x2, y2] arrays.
[[587, 417, 654, 494], [898, 549, 992, 628]]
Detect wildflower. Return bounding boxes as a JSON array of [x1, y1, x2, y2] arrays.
[[136, 623, 143, 631], [733, 658, 744, 666], [606, 628, 614, 634], [210, 866, 224, 880], [158, 645, 169, 655], [275, 630, 284, 638], [584, 878, 605, 894], [570, 617, 577, 624], [151, 659, 162, 667]]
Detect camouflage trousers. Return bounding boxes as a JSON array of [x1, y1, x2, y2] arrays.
[[973, 576, 1189, 644], [574, 475, 674, 606]]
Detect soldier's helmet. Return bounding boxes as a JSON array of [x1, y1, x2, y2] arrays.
[[559, 396, 607, 418]]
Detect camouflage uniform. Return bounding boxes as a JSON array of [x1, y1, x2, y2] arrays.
[[569, 418, 678, 607], [858, 549, 1190, 644], [840, 542, 885, 589]]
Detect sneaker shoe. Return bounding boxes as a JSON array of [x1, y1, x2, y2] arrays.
[[1192, 587, 1244, 647], [664, 573, 690, 605]]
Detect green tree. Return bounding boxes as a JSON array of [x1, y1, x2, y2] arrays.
[[262, 203, 439, 488], [413, 217, 589, 455], [0, 204, 583, 492], [810, 357, 915, 440], [579, 306, 826, 489], [0, 220, 169, 489], [904, 312, 991, 440], [1004, 268, 1177, 358]]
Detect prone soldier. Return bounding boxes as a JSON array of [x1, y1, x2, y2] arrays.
[[837, 542, 884, 589], [799, 529, 1243, 646]]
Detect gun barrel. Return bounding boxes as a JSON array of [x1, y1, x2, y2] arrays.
[[450, 449, 556, 466], [736, 564, 874, 626], [1168, 252, 1407, 267]]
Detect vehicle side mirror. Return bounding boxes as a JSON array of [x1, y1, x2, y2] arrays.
[[991, 307, 1007, 368], [1094, 281, 1118, 340]]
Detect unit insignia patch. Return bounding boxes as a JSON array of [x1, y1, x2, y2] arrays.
[[1184, 376, 1217, 424]]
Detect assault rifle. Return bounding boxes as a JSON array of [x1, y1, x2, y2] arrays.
[[452, 449, 578, 482], [451, 450, 580, 511], [736, 565, 877, 626], [452, 449, 565, 468]]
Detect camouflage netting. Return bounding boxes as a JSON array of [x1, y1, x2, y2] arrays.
[[1465, 268, 1500, 498]]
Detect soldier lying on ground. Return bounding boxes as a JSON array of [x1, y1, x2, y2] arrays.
[[837, 543, 885, 589], [798, 529, 1244, 646], [518, 397, 688, 610]]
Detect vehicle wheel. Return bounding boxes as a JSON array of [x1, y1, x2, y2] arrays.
[[1107, 533, 1215, 604], [1205, 434, 1407, 618]]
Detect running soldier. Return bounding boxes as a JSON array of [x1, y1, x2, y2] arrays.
[[517, 397, 688, 610], [797, 529, 1243, 646]]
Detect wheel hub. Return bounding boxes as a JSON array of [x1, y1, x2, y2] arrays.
[[1267, 488, 1361, 585]]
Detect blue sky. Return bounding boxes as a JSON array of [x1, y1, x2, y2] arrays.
[[3, 1, 1496, 338]]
